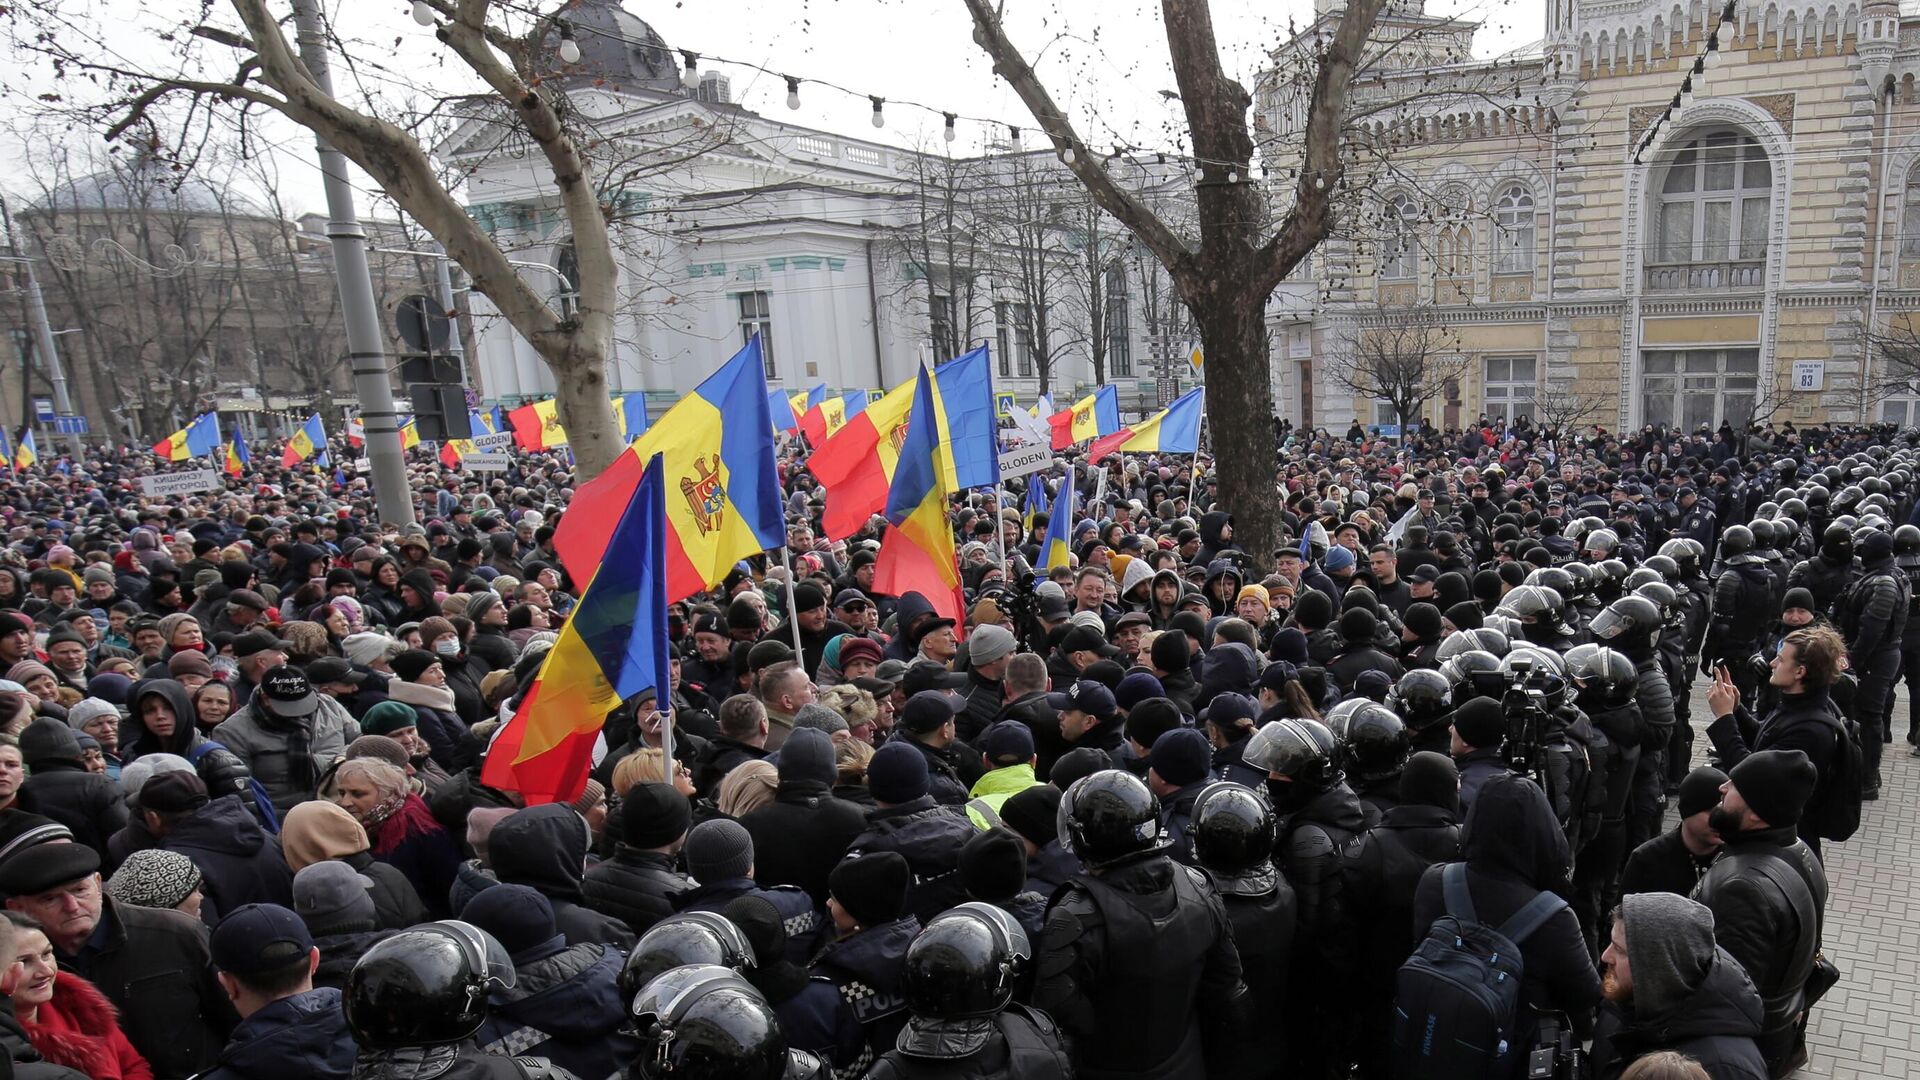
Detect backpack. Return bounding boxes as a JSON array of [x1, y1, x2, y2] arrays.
[[1806, 696, 1864, 843], [186, 739, 280, 835], [1391, 863, 1567, 1080]]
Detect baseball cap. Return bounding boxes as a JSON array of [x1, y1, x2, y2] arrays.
[[232, 629, 293, 659], [1046, 679, 1118, 724], [902, 659, 967, 697], [832, 589, 871, 612], [1061, 625, 1119, 658], [1410, 565, 1443, 583], [226, 589, 268, 612], [258, 666, 320, 718], [899, 689, 967, 734], [304, 656, 366, 686], [980, 720, 1036, 766], [210, 903, 314, 976]]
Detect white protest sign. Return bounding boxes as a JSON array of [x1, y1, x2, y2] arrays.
[[998, 443, 1051, 481], [473, 431, 515, 452], [139, 468, 222, 497]]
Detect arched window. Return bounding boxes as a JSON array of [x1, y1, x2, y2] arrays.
[[554, 242, 580, 318], [1380, 193, 1418, 280], [1437, 222, 1472, 278], [1900, 163, 1920, 257], [1656, 131, 1771, 265], [1493, 185, 1536, 274]]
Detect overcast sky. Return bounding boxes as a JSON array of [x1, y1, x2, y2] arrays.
[[0, 0, 1543, 218]]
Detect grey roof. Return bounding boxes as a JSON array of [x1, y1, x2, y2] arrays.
[[28, 158, 257, 217], [541, 0, 683, 91]]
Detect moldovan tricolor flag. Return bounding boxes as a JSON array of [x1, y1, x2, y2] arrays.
[[508, 398, 566, 450], [482, 453, 671, 804], [552, 337, 784, 601], [153, 412, 221, 461], [768, 390, 801, 434], [1048, 385, 1120, 449], [224, 429, 250, 478], [1089, 385, 1206, 462], [872, 346, 998, 629], [14, 430, 36, 472], [807, 379, 915, 541], [282, 414, 327, 468]]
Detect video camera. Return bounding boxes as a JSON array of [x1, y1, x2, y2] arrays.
[[1497, 656, 1554, 783]]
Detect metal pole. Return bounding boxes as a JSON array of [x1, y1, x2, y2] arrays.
[[21, 271, 79, 457], [779, 546, 805, 660], [292, 0, 413, 527], [431, 242, 468, 388], [992, 482, 1009, 571]]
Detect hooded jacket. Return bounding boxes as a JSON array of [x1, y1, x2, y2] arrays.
[[740, 734, 870, 907], [279, 803, 428, 930], [1412, 772, 1602, 1039], [161, 794, 295, 922], [882, 592, 939, 662], [1195, 512, 1239, 567], [475, 944, 639, 1080], [122, 682, 257, 812], [196, 987, 356, 1080], [487, 804, 636, 951], [17, 719, 127, 854], [1590, 895, 1768, 1080]]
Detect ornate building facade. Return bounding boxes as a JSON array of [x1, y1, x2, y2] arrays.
[[1262, 0, 1920, 433]]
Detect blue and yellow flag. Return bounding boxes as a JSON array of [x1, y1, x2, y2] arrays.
[[224, 429, 251, 477], [282, 414, 327, 468], [873, 362, 970, 628], [1041, 466, 1076, 571]]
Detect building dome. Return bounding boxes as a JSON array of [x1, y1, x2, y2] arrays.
[[541, 0, 684, 92], [27, 155, 256, 217]]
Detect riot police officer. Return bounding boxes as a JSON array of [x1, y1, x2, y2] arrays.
[[1895, 524, 1920, 749], [626, 965, 827, 1080], [345, 921, 582, 1080], [1706, 525, 1776, 707], [1787, 524, 1857, 618], [1836, 530, 1910, 798], [865, 904, 1071, 1080], [1036, 770, 1247, 1080], [1189, 782, 1295, 1080], [1563, 643, 1642, 952], [1591, 595, 1677, 854], [619, 911, 757, 1008]]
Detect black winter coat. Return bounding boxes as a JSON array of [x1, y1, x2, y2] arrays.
[[846, 797, 976, 923], [487, 804, 636, 952], [197, 987, 357, 1080], [17, 762, 126, 857], [1590, 948, 1770, 1080], [740, 783, 869, 908], [691, 735, 770, 799], [581, 846, 693, 937], [1703, 688, 1845, 840], [162, 794, 296, 922], [475, 944, 640, 1080], [340, 850, 430, 930], [55, 898, 236, 1080]]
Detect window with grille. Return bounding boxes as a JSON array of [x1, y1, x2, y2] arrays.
[[1641, 349, 1761, 429], [735, 290, 773, 376], [1483, 355, 1537, 421], [1381, 193, 1418, 280], [1656, 132, 1770, 264], [1493, 186, 1536, 274]]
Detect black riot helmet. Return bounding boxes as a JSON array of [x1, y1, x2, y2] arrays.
[[1657, 538, 1703, 577], [1641, 554, 1680, 583], [1820, 523, 1853, 563], [1779, 498, 1809, 526], [1057, 770, 1164, 868], [620, 911, 757, 1006], [1624, 567, 1663, 591], [1896, 524, 1920, 557], [1747, 520, 1776, 550], [1583, 528, 1620, 560], [901, 903, 1031, 1021], [1495, 585, 1568, 646], [1589, 595, 1664, 654], [1341, 703, 1411, 783], [1440, 648, 1505, 700], [1560, 561, 1594, 598], [1243, 717, 1344, 791], [1719, 525, 1755, 558], [1388, 669, 1454, 732], [1188, 782, 1276, 877], [1435, 627, 1509, 662], [1565, 643, 1638, 709], [344, 921, 516, 1050], [630, 968, 788, 1080], [1522, 567, 1576, 599]]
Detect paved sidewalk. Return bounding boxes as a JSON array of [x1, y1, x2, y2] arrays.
[[1679, 682, 1915, 1079]]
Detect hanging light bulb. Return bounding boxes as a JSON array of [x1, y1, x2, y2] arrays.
[[943, 112, 957, 143], [785, 77, 802, 111], [681, 51, 701, 90], [411, 0, 434, 26], [1009, 126, 1023, 152], [1061, 145, 1076, 165], [557, 23, 581, 65], [871, 96, 887, 129]]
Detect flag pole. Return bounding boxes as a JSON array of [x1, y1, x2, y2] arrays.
[[992, 482, 1009, 575], [780, 546, 806, 659]]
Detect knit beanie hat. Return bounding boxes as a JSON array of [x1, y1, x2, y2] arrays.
[[1339, 607, 1378, 645], [391, 649, 441, 683], [568, 779, 606, 819], [343, 632, 399, 668], [466, 806, 517, 863], [1451, 697, 1506, 749], [65, 698, 119, 732], [1403, 602, 1444, 640], [829, 851, 911, 927], [866, 741, 930, 804], [775, 727, 836, 788], [461, 882, 565, 965], [1050, 747, 1112, 790], [105, 849, 201, 911], [360, 700, 420, 737], [1149, 631, 1190, 675], [792, 703, 849, 736], [685, 819, 755, 882], [1727, 748, 1817, 827], [1149, 728, 1213, 788], [1780, 588, 1816, 614], [292, 861, 378, 937], [119, 753, 196, 804], [346, 735, 410, 772], [1620, 891, 1718, 1016], [1677, 765, 1729, 819], [1398, 751, 1460, 815], [959, 828, 1028, 903], [620, 782, 692, 849], [280, 800, 370, 872], [999, 784, 1062, 847]]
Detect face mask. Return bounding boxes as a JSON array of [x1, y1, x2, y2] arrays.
[[434, 638, 460, 657]]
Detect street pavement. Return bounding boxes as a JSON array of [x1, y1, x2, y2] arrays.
[[1676, 680, 1912, 1079]]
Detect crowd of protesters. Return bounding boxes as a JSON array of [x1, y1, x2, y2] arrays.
[[0, 412, 1898, 1080]]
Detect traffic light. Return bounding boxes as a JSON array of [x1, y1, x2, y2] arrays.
[[399, 353, 471, 441]]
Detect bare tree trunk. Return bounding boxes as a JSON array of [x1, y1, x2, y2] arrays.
[[1195, 289, 1277, 559]]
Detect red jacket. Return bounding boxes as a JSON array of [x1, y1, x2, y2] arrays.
[[21, 970, 153, 1080]]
